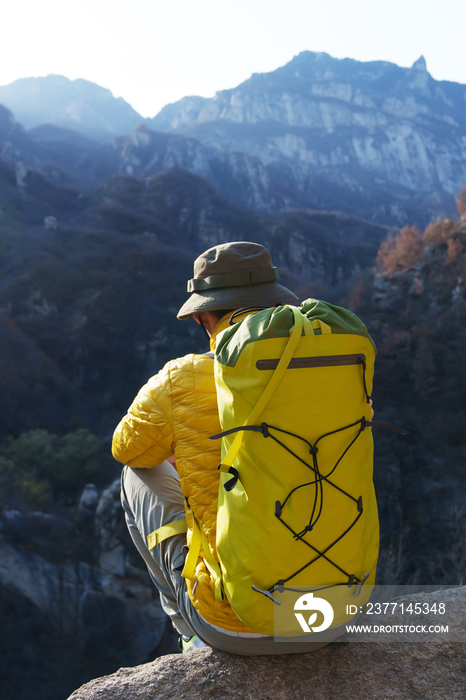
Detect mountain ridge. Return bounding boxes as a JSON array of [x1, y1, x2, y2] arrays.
[[150, 51, 466, 130], [0, 75, 143, 142], [1, 51, 465, 225], [145, 51, 466, 225]]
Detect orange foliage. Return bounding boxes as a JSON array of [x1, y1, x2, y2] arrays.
[[423, 219, 456, 244], [424, 218, 464, 265], [376, 226, 424, 276], [445, 237, 463, 264], [377, 217, 465, 276], [457, 186, 466, 217]]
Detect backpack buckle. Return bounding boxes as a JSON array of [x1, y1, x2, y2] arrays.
[[353, 572, 371, 598]]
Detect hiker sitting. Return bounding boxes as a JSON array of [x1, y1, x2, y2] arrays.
[[112, 241, 367, 653]]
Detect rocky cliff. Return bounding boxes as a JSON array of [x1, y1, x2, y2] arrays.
[[2, 53, 465, 224], [0, 479, 177, 700], [1, 155, 465, 583], [0, 101, 124, 190], [352, 214, 466, 584], [0, 159, 389, 439], [2, 196, 465, 698], [1, 53, 465, 700], [1, 95, 466, 698], [147, 52, 466, 225], [67, 586, 466, 700], [0, 104, 48, 169]]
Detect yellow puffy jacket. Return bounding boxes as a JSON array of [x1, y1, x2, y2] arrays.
[[112, 315, 252, 632]]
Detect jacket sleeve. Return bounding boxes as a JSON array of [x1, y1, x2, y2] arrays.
[[112, 361, 175, 468]]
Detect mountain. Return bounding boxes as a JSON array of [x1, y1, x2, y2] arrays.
[[147, 52, 466, 225], [0, 162, 390, 440], [0, 102, 120, 188], [1, 55, 466, 697], [111, 123, 453, 229], [2, 157, 465, 580], [1, 54, 465, 225], [0, 75, 143, 142], [28, 123, 118, 187], [359, 215, 466, 577], [0, 103, 46, 166], [1, 145, 465, 696]]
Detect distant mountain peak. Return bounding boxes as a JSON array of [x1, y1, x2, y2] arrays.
[[402, 55, 431, 95], [411, 56, 427, 72], [0, 75, 143, 142]]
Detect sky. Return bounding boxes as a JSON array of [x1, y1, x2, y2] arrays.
[[1, 0, 465, 118]]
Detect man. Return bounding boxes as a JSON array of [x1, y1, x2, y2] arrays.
[[112, 241, 334, 654]]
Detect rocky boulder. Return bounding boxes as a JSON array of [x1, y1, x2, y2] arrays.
[[68, 587, 466, 699]]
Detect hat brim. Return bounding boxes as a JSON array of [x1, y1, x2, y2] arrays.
[[177, 281, 298, 320]]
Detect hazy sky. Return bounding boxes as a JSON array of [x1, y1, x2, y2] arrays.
[[2, 0, 465, 118]]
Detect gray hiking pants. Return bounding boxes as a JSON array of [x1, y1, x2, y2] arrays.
[[121, 462, 344, 655]]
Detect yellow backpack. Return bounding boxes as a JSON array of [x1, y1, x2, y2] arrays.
[[148, 300, 407, 635], [209, 301, 382, 634]]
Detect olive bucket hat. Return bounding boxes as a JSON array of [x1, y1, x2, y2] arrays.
[[177, 241, 298, 320]]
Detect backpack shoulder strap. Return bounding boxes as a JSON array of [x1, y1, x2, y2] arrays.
[[219, 307, 304, 473]]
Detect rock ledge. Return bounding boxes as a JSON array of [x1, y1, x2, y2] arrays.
[[68, 587, 466, 700]]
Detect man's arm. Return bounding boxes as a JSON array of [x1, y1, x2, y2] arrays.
[[112, 362, 175, 468]]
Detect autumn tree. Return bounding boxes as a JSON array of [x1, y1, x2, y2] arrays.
[[457, 186, 466, 217], [376, 226, 424, 276], [423, 219, 455, 245]]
